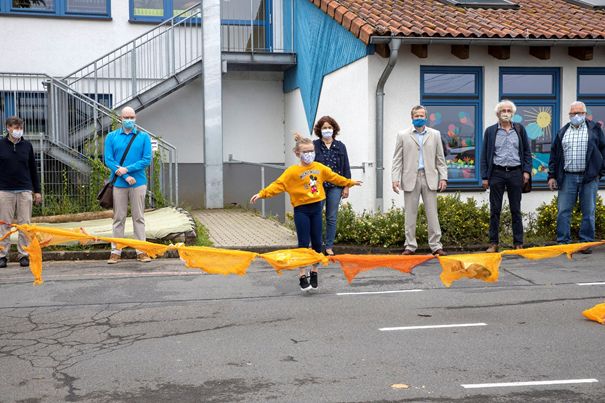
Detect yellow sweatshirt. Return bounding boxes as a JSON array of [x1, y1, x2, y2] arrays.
[[258, 161, 355, 207]]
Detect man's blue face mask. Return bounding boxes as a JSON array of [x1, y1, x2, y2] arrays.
[[123, 119, 136, 130], [570, 114, 585, 127], [412, 118, 427, 128]]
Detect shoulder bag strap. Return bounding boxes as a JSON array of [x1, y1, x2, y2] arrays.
[[111, 133, 139, 184]]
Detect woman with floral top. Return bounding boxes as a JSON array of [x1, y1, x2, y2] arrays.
[[312, 116, 351, 257]]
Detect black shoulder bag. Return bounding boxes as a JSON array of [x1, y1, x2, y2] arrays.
[[97, 133, 138, 209]]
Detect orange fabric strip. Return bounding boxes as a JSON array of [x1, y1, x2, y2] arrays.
[[438, 253, 502, 288], [501, 241, 605, 260], [177, 245, 257, 276], [261, 248, 329, 274], [582, 302, 605, 325], [329, 254, 435, 283]]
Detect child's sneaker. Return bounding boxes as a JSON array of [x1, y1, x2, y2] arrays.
[[299, 275, 311, 291], [310, 271, 318, 289]]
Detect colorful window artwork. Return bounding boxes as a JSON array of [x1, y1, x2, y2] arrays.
[[500, 68, 560, 182], [421, 67, 483, 184]]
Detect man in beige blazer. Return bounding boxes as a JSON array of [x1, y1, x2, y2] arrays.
[[392, 105, 448, 256]]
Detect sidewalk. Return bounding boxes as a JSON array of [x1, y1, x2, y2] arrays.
[[192, 208, 298, 251]]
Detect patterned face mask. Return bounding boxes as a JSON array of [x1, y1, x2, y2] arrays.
[[300, 151, 315, 165], [321, 129, 333, 139]]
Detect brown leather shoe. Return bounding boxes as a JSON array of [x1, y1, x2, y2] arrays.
[[514, 244, 524, 250], [486, 244, 499, 253], [107, 253, 121, 264], [137, 252, 152, 263], [401, 249, 415, 256], [432, 249, 447, 256]]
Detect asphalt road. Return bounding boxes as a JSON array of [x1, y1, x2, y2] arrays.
[[0, 250, 604, 402]]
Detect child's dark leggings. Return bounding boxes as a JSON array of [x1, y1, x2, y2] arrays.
[[293, 201, 322, 253]]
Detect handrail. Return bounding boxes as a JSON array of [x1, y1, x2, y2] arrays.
[[63, 2, 202, 81]]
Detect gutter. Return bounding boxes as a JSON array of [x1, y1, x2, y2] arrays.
[[375, 38, 402, 211], [369, 36, 605, 47]]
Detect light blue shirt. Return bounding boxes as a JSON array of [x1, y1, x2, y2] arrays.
[[104, 128, 152, 188], [414, 128, 426, 170]]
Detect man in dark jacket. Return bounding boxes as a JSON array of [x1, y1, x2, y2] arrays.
[[0, 116, 42, 268], [480, 100, 532, 252], [548, 101, 605, 251]]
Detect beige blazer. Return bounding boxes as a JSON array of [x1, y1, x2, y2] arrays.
[[391, 127, 448, 192]]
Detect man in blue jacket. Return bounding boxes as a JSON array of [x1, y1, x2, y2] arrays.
[[548, 101, 605, 252], [480, 100, 532, 252], [104, 107, 152, 264]]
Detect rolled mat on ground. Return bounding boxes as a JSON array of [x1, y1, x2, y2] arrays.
[[6, 225, 605, 301]]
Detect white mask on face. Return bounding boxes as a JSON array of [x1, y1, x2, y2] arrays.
[[300, 151, 315, 165], [11, 129, 23, 139], [500, 112, 512, 122], [321, 129, 333, 139]]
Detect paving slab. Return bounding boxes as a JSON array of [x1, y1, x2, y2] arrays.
[[193, 209, 297, 249]]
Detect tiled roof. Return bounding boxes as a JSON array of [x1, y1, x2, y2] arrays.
[[311, 0, 605, 45]]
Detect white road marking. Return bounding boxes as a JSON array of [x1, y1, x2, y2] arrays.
[[577, 282, 605, 286], [379, 323, 487, 331], [461, 379, 599, 389], [337, 289, 423, 296]]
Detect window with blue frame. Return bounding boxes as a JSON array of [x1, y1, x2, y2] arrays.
[[499, 67, 560, 182], [0, 0, 110, 18], [578, 68, 605, 129], [421, 66, 483, 185], [130, 0, 273, 51]]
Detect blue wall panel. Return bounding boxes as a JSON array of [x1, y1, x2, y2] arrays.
[[284, 0, 370, 131]]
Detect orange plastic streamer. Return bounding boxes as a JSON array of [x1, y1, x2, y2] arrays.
[[438, 253, 502, 287], [582, 302, 605, 325], [501, 241, 605, 260], [261, 248, 329, 274], [97, 236, 171, 258], [18, 224, 95, 247], [177, 245, 257, 275], [22, 234, 43, 286], [329, 254, 435, 283]]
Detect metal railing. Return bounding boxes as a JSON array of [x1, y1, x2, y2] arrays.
[[0, 72, 178, 213], [226, 155, 285, 218], [64, 1, 294, 110], [64, 3, 203, 110]]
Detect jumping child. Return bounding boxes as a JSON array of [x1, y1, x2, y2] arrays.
[[250, 133, 361, 291]]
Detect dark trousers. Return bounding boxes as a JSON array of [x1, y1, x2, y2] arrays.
[[294, 201, 323, 253], [489, 168, 523, 245]]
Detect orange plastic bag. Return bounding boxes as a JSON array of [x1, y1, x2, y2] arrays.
[[177, 245, 257, 275], [438, 253, 502, 287], [330, 254, 435, 283], [261, 248, 328, 274], [582, 303, 605, 325], [502, 241, 605, 260]]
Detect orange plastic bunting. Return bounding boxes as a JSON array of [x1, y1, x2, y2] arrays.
[[177, 245, 257, 276], [438, 253, 502, 287], [22, 235, 43, 286], [99, 236, 171, 258], [18, 224, 95, 247], [501, 241, 605, 260], [582, 302, 605, 325], [330, 254, 435, 283], [261, 248, 329, 274]]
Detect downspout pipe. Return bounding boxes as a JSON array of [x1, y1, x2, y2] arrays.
[[375, 38, 401, 212]]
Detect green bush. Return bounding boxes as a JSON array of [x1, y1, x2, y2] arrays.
[[531, 194, 605, 241]]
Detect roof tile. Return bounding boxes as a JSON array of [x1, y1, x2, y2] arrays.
[[311, 0, 605, 45]]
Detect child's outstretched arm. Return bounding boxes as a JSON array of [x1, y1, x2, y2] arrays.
[[322, 165, 362, 187], [250, 172, 288, 204]]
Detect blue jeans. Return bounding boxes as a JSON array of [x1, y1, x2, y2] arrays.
[[556, 173, 598, 243], [322, 186, 343, 249], [293, 201, 323, 253]]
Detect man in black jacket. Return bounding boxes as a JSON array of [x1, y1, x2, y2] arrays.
[[548, 101, 605, 252], [0, 116, 42, 268], [480, 100, 532, 252]]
